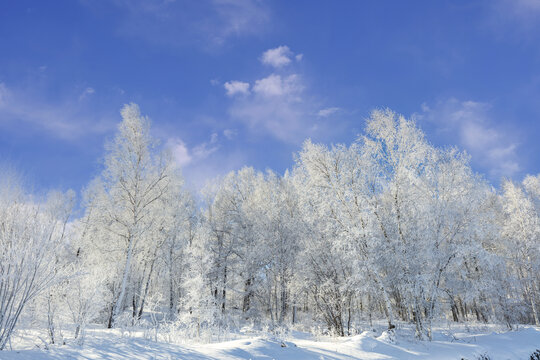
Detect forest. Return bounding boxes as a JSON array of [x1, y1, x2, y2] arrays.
[[0, 104, 539, 352]]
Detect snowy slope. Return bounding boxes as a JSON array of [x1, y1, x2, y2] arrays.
[[1, 327, 539, 360]]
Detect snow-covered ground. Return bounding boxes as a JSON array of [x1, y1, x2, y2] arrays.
[[1, 325, 539, 359]]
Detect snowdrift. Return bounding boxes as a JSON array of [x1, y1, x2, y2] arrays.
[[1, 326, 539, 359]]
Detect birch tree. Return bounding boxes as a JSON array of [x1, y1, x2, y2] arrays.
[[84, 103, 173, 326]]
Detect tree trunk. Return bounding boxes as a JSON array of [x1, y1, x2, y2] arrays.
[[113, 234, 135, 325], [221, 266, 227, 313], [242, 277, 252, 313], [138, 257, 157, 319]]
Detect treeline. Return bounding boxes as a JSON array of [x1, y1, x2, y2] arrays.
[[0, 105, 538, 348]]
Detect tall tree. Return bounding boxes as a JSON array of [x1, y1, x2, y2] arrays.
[[84, 104, 173, 326]]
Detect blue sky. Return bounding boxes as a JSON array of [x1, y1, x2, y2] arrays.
[[1, 0, 539, 193]]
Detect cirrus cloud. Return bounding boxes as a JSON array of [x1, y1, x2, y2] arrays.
[[0, 81, 113, 141], [100, 0, 272, 50], [417, 98, 521, 179], [317, 107, 341, 117]]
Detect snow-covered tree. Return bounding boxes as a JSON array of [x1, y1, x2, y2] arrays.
[[3, 104, 539, 348], [0, 172, 75, 349], [82, 104, 177, 327], [501, 175, 540, 325]]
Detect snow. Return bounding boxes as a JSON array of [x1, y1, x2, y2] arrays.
[[1, 326, 539, 359]]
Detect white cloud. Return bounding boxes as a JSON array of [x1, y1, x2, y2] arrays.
[[227, 72, 311, 142], [223, 48, 340, 143], [417, 98, 521, 178], [167, 133, 220, 168], [167, 138, 192, 167], [228, 75, 323, 142], [166, 132, 245, 190], [211, 0, 271, 44], [193, 142, 219, 159], [79, 87, 95, 101], [193, 132, 219, 159], [223, 128, 237, 139], [183, 149, 247, 191], [317, 107, 340, 117], [0, 82, 113, 140], [224, 81, 250, 96], [252, 74, 302, 97], [107, 0, 271, 49], [261, 45, 295, 68], [229, 98, 304, 142]]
